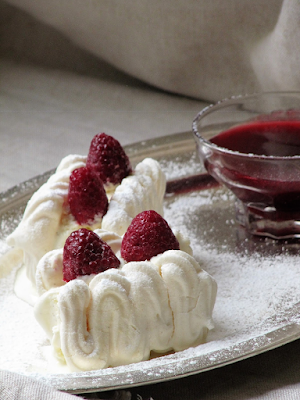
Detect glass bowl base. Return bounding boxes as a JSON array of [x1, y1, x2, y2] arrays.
[[235, 199, 300, 240]]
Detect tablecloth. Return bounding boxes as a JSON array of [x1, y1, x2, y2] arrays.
[[2, 1, 300, 399]]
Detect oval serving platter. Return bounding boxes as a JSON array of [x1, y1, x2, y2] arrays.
[[1, 131, 300, 394]]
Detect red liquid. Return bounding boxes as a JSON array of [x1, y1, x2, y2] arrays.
[[211, 120, 300, 157], [206, 120, 300, 214]]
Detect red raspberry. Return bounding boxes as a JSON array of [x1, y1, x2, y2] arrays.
[[68, 166, 108, 225], [63, 228, 120, 282], [121, 210, 180, 262], [86, 133, 132, 185]]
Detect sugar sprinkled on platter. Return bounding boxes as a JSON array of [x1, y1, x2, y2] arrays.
[[165, 186, 300, 338]]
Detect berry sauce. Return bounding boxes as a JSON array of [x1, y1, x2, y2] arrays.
[[210, 120, 300, 157], [205, 120, 300, 215]]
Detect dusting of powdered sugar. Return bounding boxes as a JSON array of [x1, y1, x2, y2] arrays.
[[163, 185, 300, 342], [0, 244, 49, 372]]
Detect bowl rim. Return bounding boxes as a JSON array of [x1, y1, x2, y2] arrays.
[[192, 91, 300, 161]]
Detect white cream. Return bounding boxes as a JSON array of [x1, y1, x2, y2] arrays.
[[34, 250, 217, 371], [7, 155, 87, 285], [102, 158, 166, 236], [7, 155, 166, 290]]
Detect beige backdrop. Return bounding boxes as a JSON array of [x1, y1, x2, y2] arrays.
[[3, 0, 300, 101]]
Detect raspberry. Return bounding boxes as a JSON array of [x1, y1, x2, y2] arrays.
[[121, 210, 180, 262], [86, 133, 132, 185], [68, 166, 108, 225], [63, 228, 120, 282]]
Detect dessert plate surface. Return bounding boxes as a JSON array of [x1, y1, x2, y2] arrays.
[[1, 131, 300, 394]]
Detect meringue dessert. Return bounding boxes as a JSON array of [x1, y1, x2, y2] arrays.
[[6, 133, 165, 297], [6, 132, 217, 372], [34, 211, 217, 371]]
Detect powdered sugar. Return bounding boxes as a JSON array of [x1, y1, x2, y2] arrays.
[[0, 247, 48, 372], [164, 186, 300, 341]]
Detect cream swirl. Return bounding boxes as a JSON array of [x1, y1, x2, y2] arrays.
[[7, 155, 86, 284], [34, 250, 217, 371], [102, 158, 166, 236]]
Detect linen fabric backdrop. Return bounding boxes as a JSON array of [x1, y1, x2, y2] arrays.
[[3, 0, 300, 102]]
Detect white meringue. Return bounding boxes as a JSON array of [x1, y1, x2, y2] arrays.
[[34, 250, 217, 371]]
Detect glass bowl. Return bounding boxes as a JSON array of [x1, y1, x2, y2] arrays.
[[192, 92, 300, 240]]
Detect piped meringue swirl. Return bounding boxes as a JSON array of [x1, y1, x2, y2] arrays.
[[7, 155, 86, 284], [102, 158, 166, 235], [34, 250, 217, 371]]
